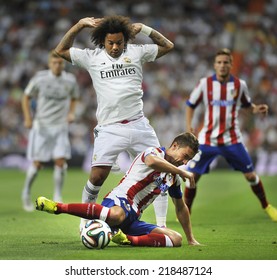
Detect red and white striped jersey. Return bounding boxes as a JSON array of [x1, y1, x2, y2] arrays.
[[105, 147, 179, 216], [186, 74, 252, 146]]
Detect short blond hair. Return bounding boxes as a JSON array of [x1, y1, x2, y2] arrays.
[[215, 48, 233, 63]]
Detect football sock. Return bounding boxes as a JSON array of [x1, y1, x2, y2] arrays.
[[250, 175, 268, 208], [22, 164, 39, 198], [127, 233, 173, 247], [153, 193, 168, 227], [57, 203, 110, 221], [184, 187, 197, 212], [82, 180, 101, 203], [53, 164, 66, 202]]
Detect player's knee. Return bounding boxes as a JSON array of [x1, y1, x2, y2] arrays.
[[244, 172, 257, 182], [89, 174, 104, 185], [109, 206, 125, 225], [89, 167, 110, 185], [33, 161, 43, 170], [171, 232, 183, 247]]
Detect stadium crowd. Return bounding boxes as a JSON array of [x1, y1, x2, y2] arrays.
[[0, 0, 276, 174]]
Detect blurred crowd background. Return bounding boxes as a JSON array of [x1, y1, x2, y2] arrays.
[[0, 0, 276, 174]]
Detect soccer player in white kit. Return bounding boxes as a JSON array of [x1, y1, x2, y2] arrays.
[[36, 132, 200, 247], [184, 48, 277, 221], [55, 15, 174, 229], [21, 50, 79, 211]]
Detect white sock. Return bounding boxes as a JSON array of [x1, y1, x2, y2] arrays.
[[153, 193, 168, 227], [82, 180, 101, 203], [22, 164, 38, 199], [53, 165, 66, 202], [80, 180, 102, 232], [165, 235, 174, 247]]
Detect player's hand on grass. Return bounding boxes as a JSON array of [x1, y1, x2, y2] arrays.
[[188, 238, 201, 246]]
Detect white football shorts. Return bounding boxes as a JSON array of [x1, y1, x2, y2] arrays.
[[27, 123, 71, 162], [91, 117, 160, 167]]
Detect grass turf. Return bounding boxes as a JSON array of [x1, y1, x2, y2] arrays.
[[0, 168, 276, 260]]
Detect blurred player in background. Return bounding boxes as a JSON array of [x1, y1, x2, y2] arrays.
[[36, 132, 200, 247], [184, 48, 277, 221], [54, 15, 174, 229], [21, 50, 79, 211]]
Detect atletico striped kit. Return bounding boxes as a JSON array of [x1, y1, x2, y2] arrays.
[[104, 147, 182, 217], [186, 74, 252, 146]]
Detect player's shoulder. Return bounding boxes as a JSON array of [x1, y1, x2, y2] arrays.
[[230, 75, 248, 89], [62, 71, 77, 82], [144, 147, 165, 158], [127, 44, 144, 49], [82, 47, 103, 57], [35, 69, 49, 77], [237, 77, 247, 87], [71, 46, 103, 57], [128, 43, 156, 49], [195, 76, 208, 87], [32, 70, 49, 81]]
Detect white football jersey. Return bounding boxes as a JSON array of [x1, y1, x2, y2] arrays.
[[105, 147, 180, 216], [70, 44, 158, 125], [24, 70, 79, 126]]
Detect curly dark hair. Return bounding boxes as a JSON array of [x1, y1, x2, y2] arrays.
[[91, 15, 135, 48]]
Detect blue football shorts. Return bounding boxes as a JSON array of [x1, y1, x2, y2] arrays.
[[187, 143, 255, 174], [101, 197, 158, 236]]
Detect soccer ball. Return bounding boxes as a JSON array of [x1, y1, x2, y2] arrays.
[[81, 219, 112, 249]]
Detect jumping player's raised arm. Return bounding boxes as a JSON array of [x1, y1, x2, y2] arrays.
[[132, 22, 174, 59], [55, 17, 103, 62]]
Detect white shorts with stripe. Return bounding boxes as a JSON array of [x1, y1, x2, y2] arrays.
[[27, 122, 71, 162], [91, 117, 160, 167]]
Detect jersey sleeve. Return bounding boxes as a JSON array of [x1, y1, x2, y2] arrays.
[[70, 47, 93, 69], [139, 44, 158, 64], [141, 147, 164, 162], [168, 175, 182, 199], [24, 76, 38, 97], [186, 79, 204, 109], [239, 80, 252, 108]]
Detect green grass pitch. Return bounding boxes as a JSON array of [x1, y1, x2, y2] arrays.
[[0, 168, 276, 260]]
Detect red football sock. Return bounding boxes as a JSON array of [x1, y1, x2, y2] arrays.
[[56, 203, 110, 220], [250, 180, 268, 209], [127, 233, 170, 247], [184, 187, 197, 212]]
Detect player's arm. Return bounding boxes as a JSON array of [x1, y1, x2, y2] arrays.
[[132, 23, 174, 58], [185, 106, 195, 134], [55, 17, 103, 62], [185, 80, 203, 134], [67, 98, 78, 123], [21, 95, 32, 129], [144, 153, 195, 187], [172, 196, 200, 245]]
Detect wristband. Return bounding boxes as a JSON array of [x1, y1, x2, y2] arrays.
[[140, 24, 153, 36]]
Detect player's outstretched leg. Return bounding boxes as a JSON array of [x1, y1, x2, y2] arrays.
[[112, 230, 176, 247]]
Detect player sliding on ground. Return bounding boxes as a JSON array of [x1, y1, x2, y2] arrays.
[[36, 132, 200, 247]]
